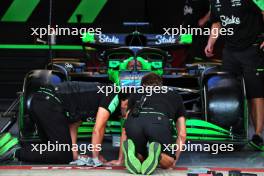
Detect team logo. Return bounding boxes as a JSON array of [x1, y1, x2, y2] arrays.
[[65, 63, 73, 71], [155, 35, 176, 45], [220, 15, 240, 26], [99, 34, 119, 44], [183, 5, 193, 15], [231, 0, 241, 7]]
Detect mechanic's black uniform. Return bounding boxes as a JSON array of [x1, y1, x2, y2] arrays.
[[124, 88, 185, 158], [183, 0, 210, 61], [16, 82, 119, 164], [210, 0, 264, 99]]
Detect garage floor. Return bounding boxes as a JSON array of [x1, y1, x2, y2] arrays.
[[0, 99, 263, 176]]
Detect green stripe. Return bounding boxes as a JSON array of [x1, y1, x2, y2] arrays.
[[18, 95, 24, 132], [122, 139, 141, 174], [37, 90, 61, 103], [187, 128, 229, 136], [107, 95, 119, 114], [143, 142, 161, 175], [68, 0, 107, 23], [139, 111, 166, 116], [186, 136, 239, 141], [186, 119, 230, 133], [0, 44, 86, 50], [0, 133, 12, 149], [1, 0, 40, 22], [253, 0, 264, 10], [249, 142, 264, 151], [0, 138, 18, 155]]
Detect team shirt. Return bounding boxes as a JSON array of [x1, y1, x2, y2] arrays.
[[210, 0, 264, 50], [54, 81, 118, 122], [127, 88, 186, 122]]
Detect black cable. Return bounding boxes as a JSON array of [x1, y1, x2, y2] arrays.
[[48, 0, 53, 70]]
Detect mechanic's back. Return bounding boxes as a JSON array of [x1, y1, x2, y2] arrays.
[[127, 88, 185, 122], [54, 81, 117, 122]]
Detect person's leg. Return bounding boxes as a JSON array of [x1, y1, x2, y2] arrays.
[[251, 98, 264, 136], [18, 93, 73, 163], [236, 46, 264, 148], [141, 141, 162, 175], [141, 116, 175, 174], [122, 139, 142, 174], [91, 91, 119, 161], [123, 117, 147, 174], [69, 121, 82, 160], [91, 107, 110, 160]]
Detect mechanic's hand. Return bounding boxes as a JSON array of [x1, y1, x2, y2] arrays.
[[105, 159, 124, 166], [260, 41, 264, 50], [170, 159, 177, 169], [204, 42, 215, 57]]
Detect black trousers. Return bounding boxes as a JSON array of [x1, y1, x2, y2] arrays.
[[17, 92, 73, 164], [125, 114, 175, 158], [222, 45, 264, 99]]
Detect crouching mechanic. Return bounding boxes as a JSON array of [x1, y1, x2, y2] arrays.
[[110, 73, 187, 175], [0, 81, 119, 165]]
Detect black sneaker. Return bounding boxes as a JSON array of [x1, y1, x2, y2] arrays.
[[250, 134, 264, 151]]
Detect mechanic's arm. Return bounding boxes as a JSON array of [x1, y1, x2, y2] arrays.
[[107, 127, 127, 165], [204, 22, 222, 57], [106, 110, 129, 166], [198, 11, 211, 27], [69, 121, 82, 160], [174, 116, 186, 165], [92, 107, 111, 159], [107, 95, 135, 164]]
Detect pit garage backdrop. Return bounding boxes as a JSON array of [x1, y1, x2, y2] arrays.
[[0, 0, 186, 100]]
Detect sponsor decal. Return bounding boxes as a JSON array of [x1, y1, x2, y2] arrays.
[[155, 35, 176, 44], [231, 0, 241, 7], [99, 34, 119, 44], [220, 15, 240, 26]]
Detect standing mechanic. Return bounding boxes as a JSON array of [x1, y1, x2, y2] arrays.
[[0, 81, 119, 165], [183, 0, 211, 62], [108, 73, 186, 175], [205, 0, 264, 149]]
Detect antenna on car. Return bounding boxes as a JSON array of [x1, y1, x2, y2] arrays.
[[47, 0, 53, 70]]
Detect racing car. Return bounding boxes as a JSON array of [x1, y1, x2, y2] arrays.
[[18, 29, 248, 150]]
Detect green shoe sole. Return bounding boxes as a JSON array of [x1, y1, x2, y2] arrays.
[[0, 133, 12, 149], [141, 142, 161, 175], [122, 139, 141, 174], [0, 138, 19, 156]]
